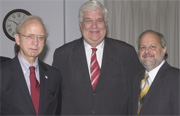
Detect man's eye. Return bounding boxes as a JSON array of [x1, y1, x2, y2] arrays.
[[24, 35, 33, 39], [85, 19, 92, 22], [38, 36, 45, 40], [150, 46, 156, 49], [26, 35, 31, 38], [140, 47, 145, 50], [97, 19, 104, 22]]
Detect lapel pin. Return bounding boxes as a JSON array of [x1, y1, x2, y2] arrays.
[[45, 75, 48, 79]]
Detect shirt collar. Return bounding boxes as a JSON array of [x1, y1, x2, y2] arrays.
[[18, 53, 39, 71], [84, 39, 104, 51], [145, 60, 165, 83]]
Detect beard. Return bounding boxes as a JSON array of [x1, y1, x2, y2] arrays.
[[140, 50, 164, 71]]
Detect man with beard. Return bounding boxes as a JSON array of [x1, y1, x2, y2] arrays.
[[131, 30, 179, 115]]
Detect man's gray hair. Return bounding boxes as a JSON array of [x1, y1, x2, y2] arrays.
[[78, 0, 108, 24], [16, 15, 48, 38], [137, 30, 166, 49]]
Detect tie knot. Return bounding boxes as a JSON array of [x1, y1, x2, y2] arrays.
[[144, 74, 149, 80], [92, 48, 97, 52], [29, 66, 35, 73]]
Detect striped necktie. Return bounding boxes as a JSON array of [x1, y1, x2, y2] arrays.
[[137, 74, 149, 115], [90, 48, 100, 90]]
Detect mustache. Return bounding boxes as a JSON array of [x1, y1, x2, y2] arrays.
[[142, 53, 154, 57]]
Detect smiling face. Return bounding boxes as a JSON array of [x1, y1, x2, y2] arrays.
[[80, 9, 107, 47], [15, 19, 46, 64], [139, 32, 166, 71]]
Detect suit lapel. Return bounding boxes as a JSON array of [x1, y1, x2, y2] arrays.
[[11, 57, 36, 114], [72, 38, 93, 91], [71, 38, 123, 92], [140, 62, 170, 113], [38, 61, 49, 115], [95, 38, 118, 92]]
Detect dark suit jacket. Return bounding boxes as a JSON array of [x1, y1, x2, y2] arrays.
[[0, 56, 61, 115], [131, 61, 180, 115], [52, 37, 141, 115], [0, 56, 11, 63]]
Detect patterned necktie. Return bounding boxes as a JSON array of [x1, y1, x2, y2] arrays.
[[90, 48, 100, 90], [137, 74, 149, 115], [29, 66, 40, 115]]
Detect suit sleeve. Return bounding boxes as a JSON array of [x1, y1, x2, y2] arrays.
[[52, 49, 60, 70], [127, 46, 142, 115], [171, 69, 180, 115]]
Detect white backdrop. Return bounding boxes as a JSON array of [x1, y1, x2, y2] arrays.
[[104, 0, 179, 68]]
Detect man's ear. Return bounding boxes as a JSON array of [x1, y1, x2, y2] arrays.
[[79, 23, 82, 31], [14, 34, 20, 45], [163, 46, 167, 56], [105, 21, 108, 27]]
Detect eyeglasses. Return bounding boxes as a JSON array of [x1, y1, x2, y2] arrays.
[[18, 33, 46, 43]]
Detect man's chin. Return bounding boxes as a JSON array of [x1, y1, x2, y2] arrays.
[[141, 61, 156, 70], [141, 60, 154, 66]]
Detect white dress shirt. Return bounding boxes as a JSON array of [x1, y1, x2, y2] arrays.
[[84, 40, 104, 77], [145, 60, 165, 87]]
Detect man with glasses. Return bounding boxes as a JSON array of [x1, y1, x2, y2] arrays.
[[0, 15, 61, 115]]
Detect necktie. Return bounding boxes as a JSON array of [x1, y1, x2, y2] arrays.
[[29, 66, 40, 115], [90, 48, 100, 90], [137, 74, 149, 115]]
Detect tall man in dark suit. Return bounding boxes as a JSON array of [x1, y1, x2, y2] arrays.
[[0, 15, 61, 115], [131, 30, 179, 115], [52, 0, 141, 115]]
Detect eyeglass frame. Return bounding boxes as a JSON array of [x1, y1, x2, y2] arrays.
[[17, 33, 46, 43]]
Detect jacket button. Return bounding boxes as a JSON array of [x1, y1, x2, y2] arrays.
[[92, 110, 95, 114]]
